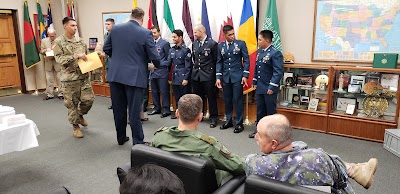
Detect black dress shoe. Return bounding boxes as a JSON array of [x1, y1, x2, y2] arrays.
[[108, 106, 113, 109], [234, 125, 245, 133], [43, 96, 54, 100], [171, 114, 177, 119], [248, 131, 256, 138], [161, 113, 171, 118], [141, 118, 149, 121], [57, 96, 64, 100], [220, 122, 233, 130], [148, 110, 161, 115], [210, 120, 217, 128], [118, 137, 130, 145]]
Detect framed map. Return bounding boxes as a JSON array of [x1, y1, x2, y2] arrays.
[[312, 0, 400, 63]]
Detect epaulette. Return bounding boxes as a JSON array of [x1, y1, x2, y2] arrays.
[[194, 133, 217, 145], [154, 126, 169, 135]]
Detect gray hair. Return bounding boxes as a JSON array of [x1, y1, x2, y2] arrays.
[[47, 29, 56, 35], [178, 94, 203, 124], [260, 114, 292, 145], [194, 24, 206, 33]]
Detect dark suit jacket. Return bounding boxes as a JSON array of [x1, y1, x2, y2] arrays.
[[104, 20, 160, 88], [191, 37, 218, 82], [151, 38, 171, 79]]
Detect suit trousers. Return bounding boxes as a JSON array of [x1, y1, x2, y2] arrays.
[[222, 81, 244, 125], [192, 80, 219, 121], [172, 84, 189, 109], [45, 69, 62, 97], [151, 78, 170, 113], [110, 82, 145, 144], [256, 93, 278, 122]]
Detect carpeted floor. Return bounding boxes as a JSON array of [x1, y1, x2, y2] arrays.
[[0, 94, 399, 194]]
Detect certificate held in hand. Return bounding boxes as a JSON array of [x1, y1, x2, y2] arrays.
[[78, 52, 103, 74]]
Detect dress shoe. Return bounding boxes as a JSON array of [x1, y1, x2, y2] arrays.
[[57, 96, 64, 100], [234, 124, 245, 133], [171, 114, 177, 119], [210, 120, 217, 128], [148, 110, 161, 115], [79, 116, 88, 127], [161, 113, 171, 118], [248, 131, 256, 138], [143, 142, 151, 146], [72, 124, 84, 138], [220, 122, 233, 130], [108, 106, 113, 109], [43, 96, 54, 100], [118, 137, 130, 145], [141, 118, 149, 121]]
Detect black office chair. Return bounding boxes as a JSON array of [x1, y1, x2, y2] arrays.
[[232, 174, 329, 194], [117, 144, 245, 194]]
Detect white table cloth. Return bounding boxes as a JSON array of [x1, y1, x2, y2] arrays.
[[0, 119, 40, 155]]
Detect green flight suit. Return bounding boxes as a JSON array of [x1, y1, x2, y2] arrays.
[[151, 126, 245, 185]]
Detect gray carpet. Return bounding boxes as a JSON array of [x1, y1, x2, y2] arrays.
[[0, 94, 399, 194]]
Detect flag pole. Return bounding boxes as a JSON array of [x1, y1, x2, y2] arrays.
[[244, 93, 252, 125]]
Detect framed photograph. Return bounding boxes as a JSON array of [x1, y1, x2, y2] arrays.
[[346, 104, 356, 115], [350, 75, 365, 87], [381, 74, 399, 91], [336, 98, 357, 111], [283, 72, 294, 84], [89, 38, 98, 50], [300, 96, 310, 103], [297, 75, 313, 87], [102, 12, 131, 38], [308, 98, 319, 111], [347, 84, 361, 93]]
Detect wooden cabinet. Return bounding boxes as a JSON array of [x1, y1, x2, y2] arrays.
[[277, 64, 400, 142]]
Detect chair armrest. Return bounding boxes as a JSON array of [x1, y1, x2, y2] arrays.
[[116, 162, 131, 184], [212, 175, 246, 194]]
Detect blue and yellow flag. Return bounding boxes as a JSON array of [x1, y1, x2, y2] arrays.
[[36, 0, 46, 39]]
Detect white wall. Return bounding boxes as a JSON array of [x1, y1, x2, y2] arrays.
[[0, 0, 65, 91]]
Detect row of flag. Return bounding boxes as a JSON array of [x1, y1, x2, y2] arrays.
[[24, 0, 78, 69], [143, 0, 281, 94]]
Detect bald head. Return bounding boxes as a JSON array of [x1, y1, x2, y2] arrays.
[[258, 114, 292, 145], [194, 24, 206, 40]]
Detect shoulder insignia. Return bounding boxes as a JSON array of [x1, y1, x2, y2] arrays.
[[187, 52, 191, 58], [154, 126, 169, 135], [219, 144, 232, 159], [195, 134, 217, 145]]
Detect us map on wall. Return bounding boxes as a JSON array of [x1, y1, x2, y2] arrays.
[[312, 0, 400, 62]]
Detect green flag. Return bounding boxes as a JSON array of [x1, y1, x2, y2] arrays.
[[263, 0, 282, 51], [24, 1, 40, 69], [161, 0, 175, 44], [37, 1, 46, 39]]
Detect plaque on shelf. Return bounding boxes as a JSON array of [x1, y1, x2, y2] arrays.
[[381, 74, 399, 91], [336, 98, 356, 111], [297, 75, 313, 87], [292, 94, 300, 104], [348, 84, 361, 93], [350, 75, 366, 87], [283, 72, 294, 84], [362, 96, 388, 117], [345, 104, 356, 115], [308, 98, 319, 111]]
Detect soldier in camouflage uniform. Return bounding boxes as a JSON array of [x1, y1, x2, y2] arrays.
[[54, 17, 95, 138], [245, 114, 378, 193], [151, 94, 245, 185]]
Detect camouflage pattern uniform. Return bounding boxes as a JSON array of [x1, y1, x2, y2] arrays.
[[53, 34, 95, 125], [244, 141, 355, 194], [151, 126, 245, 185]]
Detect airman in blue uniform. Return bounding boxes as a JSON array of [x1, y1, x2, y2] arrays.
[[163, 30, 192, 119], [216, 25, 250, 133], [149, 26, 171, 118], [249, 30, 283, 138]]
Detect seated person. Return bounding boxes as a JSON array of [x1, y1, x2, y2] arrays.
[[245, 114, 378, 193], [119, 163, 185, 194], [151, 94, 245, 185]]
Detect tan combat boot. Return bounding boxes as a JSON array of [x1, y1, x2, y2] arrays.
[[345, 158, 378, 189], [79, 115, 88, 127], [73, 124, 84, 138]]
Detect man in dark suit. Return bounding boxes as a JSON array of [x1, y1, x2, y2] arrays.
[[104, 7, 160, 145], [192, 24, 219, 128], [216, 25, 250, 133], [149, 26, 171, 118], [248, 30, 283, 138]]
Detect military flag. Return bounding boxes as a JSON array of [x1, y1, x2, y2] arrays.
[[36, 0, 46, 39], [201, 0, 212, 38], [147, 0, 158, 29], [263, 0, 282, 51], [182, 0, 193, 48]]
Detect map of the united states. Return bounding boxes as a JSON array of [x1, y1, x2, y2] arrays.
[[313, 0, 400, 62]]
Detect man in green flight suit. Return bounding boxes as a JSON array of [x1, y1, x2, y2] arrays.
[[151, 94, 245, 184]]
